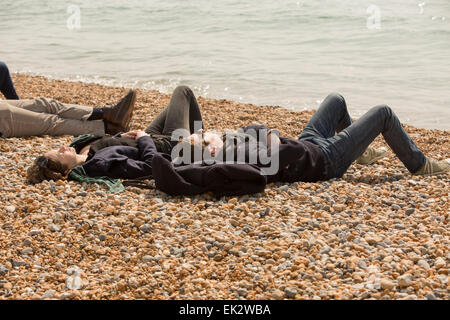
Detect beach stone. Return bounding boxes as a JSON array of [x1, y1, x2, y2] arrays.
[[12, 259, 26, 268], [50, 224, 61, 232], [272, 289, 284, 300], [333, 204, 346, 212], [21, 248, 33, 256], [426, 293, 437, 300], [434, 257, 446, 269], [66, 274, 83, 290], [397, 274, 413, 288], [280, 251, 291, 258], [139, 224, 152, 233], [405, 208, 415, 215], [0, 264, 8, 275], [29, 229, 42, 236], [380, 279, 395, 290], [417, 260, 430, 270], [5, 205, 15, 213], [142, 255, 153, 263], [285, 287, 297, 298], [237, 288, 248, 297], [41, 289, 55, 299], [260, 207, 270, 217]]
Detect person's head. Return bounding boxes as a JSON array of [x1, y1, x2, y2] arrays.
[[27, 146, 79, 184], [187, 129, 223, 157], [173, 130, 223, 164]]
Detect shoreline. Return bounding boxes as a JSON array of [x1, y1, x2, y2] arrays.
[[0, 74, 448, 300], [12, 71, 449, 132]]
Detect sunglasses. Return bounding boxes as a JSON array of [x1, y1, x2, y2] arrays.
[[35, 156, 48, 168]]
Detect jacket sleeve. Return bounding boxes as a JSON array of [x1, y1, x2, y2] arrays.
[[84, 136, 158, 179], [152, 154, 267, 196], [116, 136, 158, 178]]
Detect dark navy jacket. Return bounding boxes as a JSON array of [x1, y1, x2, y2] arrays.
[[82, 136, 160, 179]]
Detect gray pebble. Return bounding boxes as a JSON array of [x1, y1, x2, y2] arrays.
[[0, 264, 8, 275], [140, 224, 152, 233], [237, 288, 248, 297], [122, 253, 131, 262], [50, 224, 61, 232], [142, 255, 153, 263], [285, 287, 298, 298], [426, 293, 437, 300], [29, 229, 42, 236], [41, 289, 55, 299], [12, 259, 26, 268], [20, 248, 33, 256]]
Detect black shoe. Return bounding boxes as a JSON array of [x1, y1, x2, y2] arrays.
[[103, 89, 137, 132]]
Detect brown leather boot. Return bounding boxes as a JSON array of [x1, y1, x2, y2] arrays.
[[103, 89, 137, 132]]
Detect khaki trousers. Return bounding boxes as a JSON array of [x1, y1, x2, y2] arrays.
[[0, 98, 105, 137]]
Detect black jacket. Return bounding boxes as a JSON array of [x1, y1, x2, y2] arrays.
[[82, 136, 161, 179]]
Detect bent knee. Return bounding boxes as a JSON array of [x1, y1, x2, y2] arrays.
[[174, 85, 193, 94], [0, 61, 7, 72], [372, 104, 392, 115], [326, 92, 346, 104]]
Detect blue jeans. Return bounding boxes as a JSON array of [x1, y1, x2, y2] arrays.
[[0, 61, 19, 100], [299, 93, 426, 179]]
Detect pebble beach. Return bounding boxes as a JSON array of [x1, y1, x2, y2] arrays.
[[0, 74, 448, 300]]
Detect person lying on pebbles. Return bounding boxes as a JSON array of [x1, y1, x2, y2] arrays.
[[25, 85, 210, 184], [171, 92, 450, 185], [0, 89, 136, 138], [0, 61, 19, 100], [27, 89, 449, 191]]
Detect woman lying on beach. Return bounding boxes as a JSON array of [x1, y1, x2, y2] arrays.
[[0, 90, 136, 138], [26, 85, 215, 183]]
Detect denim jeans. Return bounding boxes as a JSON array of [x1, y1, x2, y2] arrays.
[[299, 93, 426, 179], [0, 61, 19, 100]]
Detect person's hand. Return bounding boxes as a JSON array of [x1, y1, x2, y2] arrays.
[[121, 130, 139, 139], [135, 130, 150, 140]]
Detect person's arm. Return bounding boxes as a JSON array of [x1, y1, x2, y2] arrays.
[[82, 133, 158, 179], [114, 135, 157, 178]]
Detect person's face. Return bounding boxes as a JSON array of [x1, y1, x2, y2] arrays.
[[44, 146, 78, 170], [188, 130, 223, 157]]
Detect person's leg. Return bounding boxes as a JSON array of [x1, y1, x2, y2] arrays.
[[5, 98, 94, 120], [0, 61, 19, 100], [0, 101, 104, 138], [145, 86, 203, 136], [324, 104, 426, 178], [299, 92, 352, 141]]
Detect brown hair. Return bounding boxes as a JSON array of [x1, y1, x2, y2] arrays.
[[26, 156, 70, 184]]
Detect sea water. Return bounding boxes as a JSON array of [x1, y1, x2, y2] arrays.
[[0, 0, 449, 129]]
